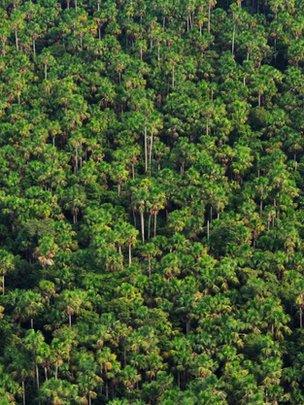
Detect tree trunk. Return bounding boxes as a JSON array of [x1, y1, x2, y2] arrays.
[[22, 380, 26, 405], [149, 134, 154, 171], [44, 64, 48, 80], [144, 127, 148, 173], [232, 23, 236, 56], [153, 212, 157, 237], [36, 364, 40, 390], [44, 367, 48, 381], [2, 275, 4, 295], [32, 39, 36, 60], [30, 318, 34, 329], [140, 210, 145, 242], [74, 147, 79, 174], [131, 163, 135, 179], [68, 312, 72, 327], [208, 3, 211, 33], [73, 208, 78, 225], [128, 244, 132, 265], [55, 365, 58, 380], [148, 214, 152, 239], [15, 30, 19, 51], [207, 220, 210, 240]]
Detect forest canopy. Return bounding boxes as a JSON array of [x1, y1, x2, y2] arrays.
[[1, 0, 304, 403]]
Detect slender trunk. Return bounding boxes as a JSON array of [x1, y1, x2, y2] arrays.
[[88, 393, 91, 405], [131, 163, 135, 179], [149, 134, 154, 171], [232, 23, 236, 56], [73, 209, 77, 225], [172, 65, 175, 89], [140, 210, 145, 242], [207, 220, 210, 240], [148, 214, 152, 239], [208, 3, 211, 34], [2, 275, 4, 295], [32, 39, 36, 60], [118, 245, 122, 256], [44, 64, 48, 80], [22, 380, 25, 405], [68, 312, 72, 327], [258, 92, 261, 107], [128, 244, 132, 265], [74, 148, 79, 174], [75, 0, 78, 10], [210, 206, 213, 222], [36, 364, 40, 389], [44, 367, 48, 381], [30, 318, 34, 329], [15, 30, 19, 51], [260, 200, 263, 213], [97, 1, 100, 11], [144, 127, 148, 173], [55, 365, 58, 380], [117, 183, 121, 196], [180, 162, 185, 175], [153, 212, 157, 237]]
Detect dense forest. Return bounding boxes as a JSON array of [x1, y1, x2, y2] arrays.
[[1, 0, 304, 403]]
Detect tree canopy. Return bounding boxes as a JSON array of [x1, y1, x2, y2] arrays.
[[0, 0, 304, 403]]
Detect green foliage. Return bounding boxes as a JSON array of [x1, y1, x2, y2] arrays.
[[0, 0, 303, 403]]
